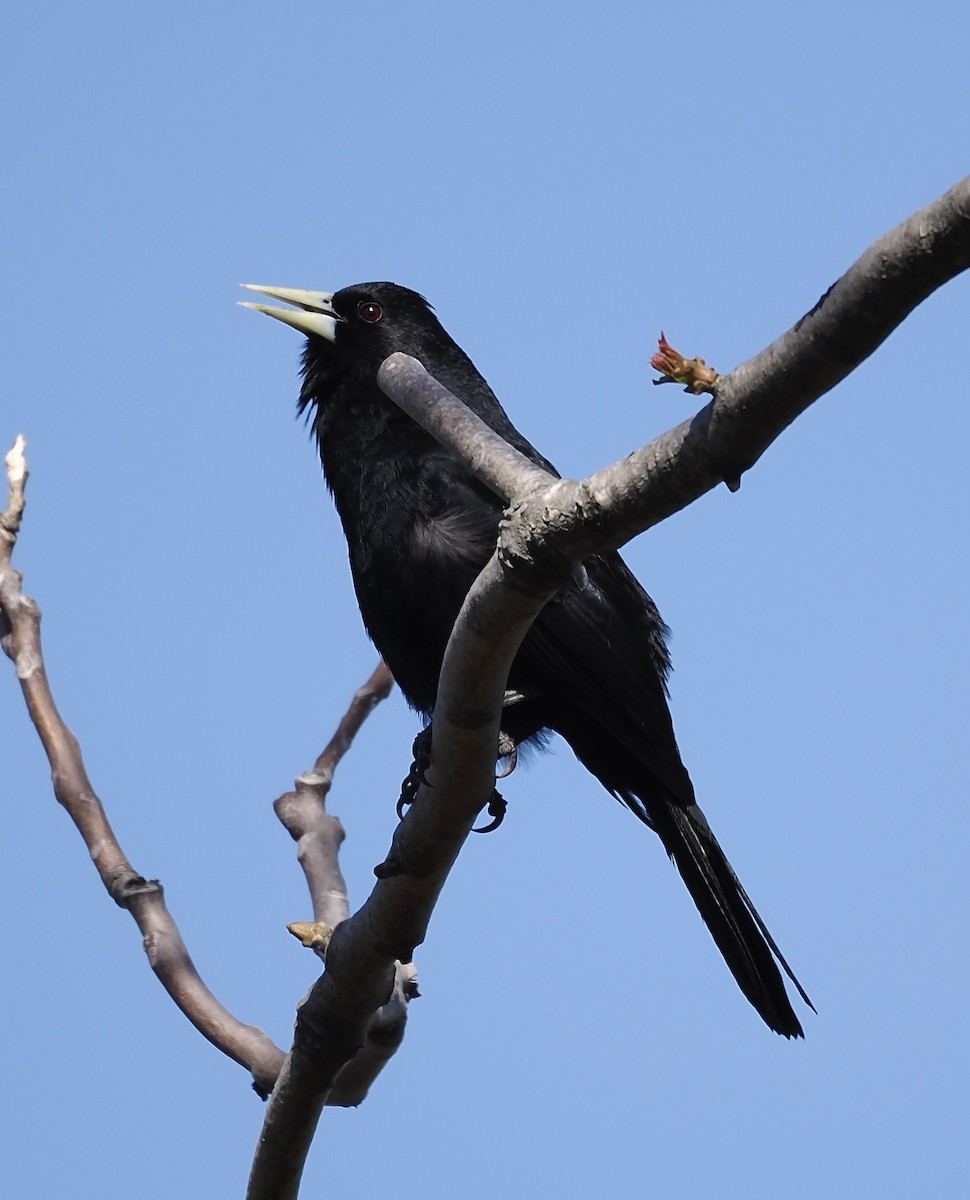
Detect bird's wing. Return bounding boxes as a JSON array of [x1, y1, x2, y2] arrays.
[[348, 452, 503, 714], [510, 550, 698, 816]]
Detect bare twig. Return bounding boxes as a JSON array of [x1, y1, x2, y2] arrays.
[[0, 438, 286, 1098], [326, 960, 418, 1108], [4, 448, 405, 1117], [273, 659, 415, 1110], [313, 660, 396, 780], [274, 660, 394, 930], [0, 435, 28, 541]]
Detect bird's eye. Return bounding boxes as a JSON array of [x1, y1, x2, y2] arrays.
[[357, 301, 383, 323]]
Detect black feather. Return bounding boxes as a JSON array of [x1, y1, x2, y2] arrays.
[[294, 281, 811, 1036]]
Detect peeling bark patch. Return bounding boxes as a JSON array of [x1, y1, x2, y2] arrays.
[[15, 649, 40, 679]]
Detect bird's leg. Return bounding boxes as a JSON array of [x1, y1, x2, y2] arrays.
[[396, 726, 433, 820], [376, 729, 436, 879], [395, 721, 512, 834], [494, 685, 533, 781]]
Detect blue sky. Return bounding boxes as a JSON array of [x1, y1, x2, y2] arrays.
[[3, 3, 968, 1197]]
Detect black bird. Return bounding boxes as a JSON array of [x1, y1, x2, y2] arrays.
[[242, 281, 812, 1037]]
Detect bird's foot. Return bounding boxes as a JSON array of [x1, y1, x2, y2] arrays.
[[396, 726, 433, 820], [396, 725, 511, 832], [496, 730, 518, 779], [472, 789, 507, 833], [471, 726, 514, 830]]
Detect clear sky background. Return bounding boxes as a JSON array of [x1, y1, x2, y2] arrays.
[[3, 3, 968, 1197]]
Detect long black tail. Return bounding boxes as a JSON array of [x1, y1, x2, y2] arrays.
[[651, 798, 814, 1037], [509, 550, 813, 1034]]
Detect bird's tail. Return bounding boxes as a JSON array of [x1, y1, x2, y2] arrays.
[[652, 799, 814, 1037]]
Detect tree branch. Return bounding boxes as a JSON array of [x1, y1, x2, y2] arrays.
[[379, 174, 970, 541], [3, 435, 409, 1131], [9, 174, 969, 1198], [248, 174, 970, 1196], [246, 545, 552, 1197], [273, 659, 418, 1111], [0, 437, 287, 1097], [275, 660, 394, 932]]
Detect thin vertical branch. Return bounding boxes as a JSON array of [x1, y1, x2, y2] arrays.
[[1, 437, 286, 1097]]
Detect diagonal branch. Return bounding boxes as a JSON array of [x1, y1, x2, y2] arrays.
[[380, 175, 970, 544], [246, 545, 555, 1199], [247, 173, 970, 1197]]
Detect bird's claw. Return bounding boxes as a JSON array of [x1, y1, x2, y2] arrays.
[[397, 726, 433, 820], [398, 726, 511, 831], [395, 788, 414, 821], [472, 790, 507, 833], [496, 744, 518, 779], [495, 728, 520, 779]]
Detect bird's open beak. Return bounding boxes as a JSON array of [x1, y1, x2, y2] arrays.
[[238, 284, 341, 341]]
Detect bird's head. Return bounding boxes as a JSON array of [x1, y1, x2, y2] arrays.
[[240, 281, 463, 423]]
